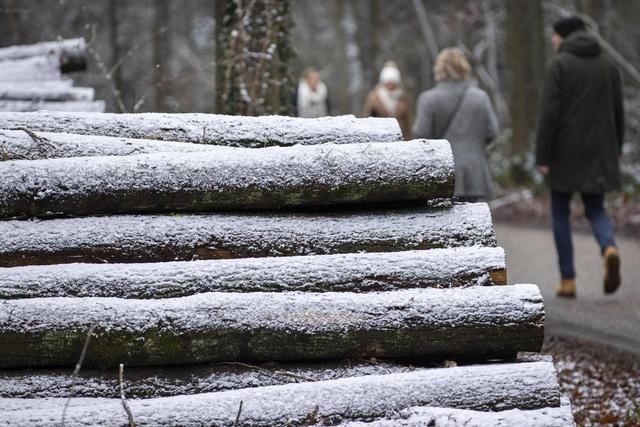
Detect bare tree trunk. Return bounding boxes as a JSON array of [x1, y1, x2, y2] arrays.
[[108, 0, 126, 112], [153, 0, 171, 112], [505, 0, 545, 156]]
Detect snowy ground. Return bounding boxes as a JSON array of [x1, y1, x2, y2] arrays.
[[542, 334, 640, 426]]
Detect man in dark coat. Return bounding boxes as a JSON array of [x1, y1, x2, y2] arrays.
[[536, 16, 624, 298]]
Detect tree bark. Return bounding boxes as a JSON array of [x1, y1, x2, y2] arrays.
[[0, 100, 105, 113], [0, 55, 62, 82], [0, 86, 93, 102], [0, 130, 216, 161], [0, 203, 497, 267], [505, 0, 545, 156], [0, 140, 453, 218], [0, 360, 417, 398], [0, 38, 87, 73], [0, 359, 560, 425], [0, 111, 402, 147], [0, 284, 543, 369], [0, 247, 506, 299]]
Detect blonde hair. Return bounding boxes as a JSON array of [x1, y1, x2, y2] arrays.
[[433, 48, 471, 82]]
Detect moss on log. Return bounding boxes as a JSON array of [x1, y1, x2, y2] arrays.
[[0, 284, 544, 369], [0, 140, 453, 218]]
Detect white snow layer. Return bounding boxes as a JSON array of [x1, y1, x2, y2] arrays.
[[0, 139, 453, 213], [0, 284, 543, 335], [0, 360, 561, 426], [0, 55, 62, 82], [0, 203, 497, 260], [0, 87, 93, 102], [0, 247, 506, 298], [0, 111, 402, 146], [0, 38, 85, 62], [0, 100, 105, 113], [342, 397, 574, 427], [0, 129, 218, 160]]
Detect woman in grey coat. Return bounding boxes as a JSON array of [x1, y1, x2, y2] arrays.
[[413, 48, 498, 201]]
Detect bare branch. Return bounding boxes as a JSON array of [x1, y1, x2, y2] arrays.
[[61, 325, 95, 426]]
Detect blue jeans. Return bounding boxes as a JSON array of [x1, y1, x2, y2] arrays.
[[551, 191, 616, 279]]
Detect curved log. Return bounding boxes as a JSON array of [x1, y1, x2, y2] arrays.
[[0, 130, 216, 160], [0, 38, 87, 72], [0, 140, 453, 218], [0, 203, 497, 267], [0, 360, 561, 425], [0, 247, 507, 299], [0, 284, 544, 369], [0, 111, 402, 147]]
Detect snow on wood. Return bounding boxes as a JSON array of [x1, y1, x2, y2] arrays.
[[0, 360, 561, 425], [0, 360, 417, 398], [0, 140, 454, 218], [0, 203, 497, 267], [0, 247, 507, 299], [0, 86, 94, 101], [0, 100, 105, 113], [0, 38, 86, 72], [342, 398, 574, 427], [0, 55, 61, 82], [0, 111, 402, 147], [0, 284, 544, 368], [0, 130, 217, 160]]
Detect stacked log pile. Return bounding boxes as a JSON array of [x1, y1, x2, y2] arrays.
[[0, 113, 573, 426], [0, 38, 105, 112]]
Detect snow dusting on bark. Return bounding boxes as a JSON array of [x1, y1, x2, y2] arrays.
[[0, 360, 560, 426], [0, 247, 506, 298], [0, 111, 401, 147], [0, 203, 497, 264]]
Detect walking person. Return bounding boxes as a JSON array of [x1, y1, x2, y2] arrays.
[[535, 16, 624, 298], [413, 48, 498, 202], [363, 61, 412, 139], [294, 67, 330, 118]]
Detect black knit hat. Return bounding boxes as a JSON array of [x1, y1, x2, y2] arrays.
[[553, 16, 586, 38]]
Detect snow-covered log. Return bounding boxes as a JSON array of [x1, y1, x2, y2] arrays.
[[0, 38, 87, 72], [0, 360, 417, 398], [0, 360, 561, 425], [0, 140, 454, 218], [0, 111, 402, 147], [0, 203, 496, 267], [0, 86, 94, 101], [342, 398, 574, 427], [0, 56, 61, 82], [0, 247, 507, 299], [0, 100, 105, 113], [0, 284, 544, 369], [0, 130, 217, 160]]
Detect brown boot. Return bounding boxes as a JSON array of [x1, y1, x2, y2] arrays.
[[556, 278, 576, 298], [603, 246, 621, 294]]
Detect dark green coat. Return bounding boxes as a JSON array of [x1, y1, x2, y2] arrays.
[[535, 30, 624, 193]]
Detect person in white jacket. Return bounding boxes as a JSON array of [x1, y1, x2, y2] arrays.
[[294, 68, 330, 118]]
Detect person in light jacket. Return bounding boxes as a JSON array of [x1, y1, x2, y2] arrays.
[[413, 48, 498, 201], [363, 61, 412, 139]]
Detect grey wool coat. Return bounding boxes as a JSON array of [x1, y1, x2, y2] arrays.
[[535, 30, 624, 193], [413, 81, 499, 198]]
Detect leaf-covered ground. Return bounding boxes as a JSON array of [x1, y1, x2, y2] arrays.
[[543, 334, 640, 426]]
